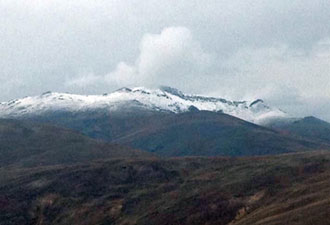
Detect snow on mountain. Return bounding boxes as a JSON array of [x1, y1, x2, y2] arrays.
[[0, 86, 288, 124]]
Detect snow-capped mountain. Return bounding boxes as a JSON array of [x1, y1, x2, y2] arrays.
[[0, 86, 288, 124]]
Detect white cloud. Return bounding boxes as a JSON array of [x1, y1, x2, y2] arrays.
[[107, 26, 213, 88], [220, 39, 330, 99], [105, 62, 137, 87], [67, 26, 214, 89]]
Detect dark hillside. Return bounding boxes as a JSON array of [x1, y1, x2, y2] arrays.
[[272, 116, 330, 144], [19, 111, 330, 157], [114, 111, 327, 156], [0, 119, 149, 167], [1, 152, 330, 225]]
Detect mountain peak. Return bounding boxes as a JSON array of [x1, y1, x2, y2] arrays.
[[159, 86, 184, 97], [249, 99, 264, 107], [303, 116, 319, 121], [115, 87, 132, 93], [41, 91, 53, 96], [301, 116, 328, 125]]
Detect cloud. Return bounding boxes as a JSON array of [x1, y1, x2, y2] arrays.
[[106, 62, 137, 87], [220, 39, 330, 99], [2, 0, 330, 121], [67, 26, 214, 90], [108, 26, 213, 88], [209, 39, 330, 120]]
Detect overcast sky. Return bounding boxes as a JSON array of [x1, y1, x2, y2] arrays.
[[1, 0, 330, 120]]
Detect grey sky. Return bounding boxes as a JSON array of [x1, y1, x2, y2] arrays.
[[1, 0, 330, 120]]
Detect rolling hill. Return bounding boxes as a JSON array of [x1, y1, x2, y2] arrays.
[[271, 116, 330, 144], [112, 111, 327, 156], [0, 119, 150, 167], [21, 109, 327, 157], [2, 110, 328, 158]]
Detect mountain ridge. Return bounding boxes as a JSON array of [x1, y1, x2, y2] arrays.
[[0, 86, 288, 125]]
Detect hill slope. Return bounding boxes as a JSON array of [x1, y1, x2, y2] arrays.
[[1, 152, 330, 225], [271, 116, 330, 144], [0, 119, 149, 167], [4, 111, 328, 157], [112, 111, 327, 156]]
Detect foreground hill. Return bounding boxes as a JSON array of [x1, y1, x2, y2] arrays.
[[1, 151, 330, 225], [0, 119, 149, 167]]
